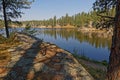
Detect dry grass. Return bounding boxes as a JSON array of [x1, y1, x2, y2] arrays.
[[0, 50, 11, 63], [0, 33, 20, 62]]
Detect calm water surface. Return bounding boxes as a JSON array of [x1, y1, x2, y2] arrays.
[[35, 28, 111, 61], [0, 28, 111, 61]]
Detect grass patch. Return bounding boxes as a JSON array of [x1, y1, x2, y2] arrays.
[[0, 33, 19, 43], [72, 53, 107, 80], [72, 53, 108, 66], [86, 66, 106, 80], [0, 51, 10, 62], [0, 33, 20, 62]]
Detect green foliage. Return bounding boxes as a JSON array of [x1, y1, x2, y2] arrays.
[[0, 0, 33, 38], [93, 0, 116, 12], [93, 0, 116, 28], [0, 0, 34, 20], [22, 25, 36, 35], [73, 53, 107, 80], [72, 53, 108, 66], [0, 32, 18, 44], [0, 20, 22, 28], [87, 67, 106, 80], [25, 23, 31, 30], [22, 11, 102, 28]]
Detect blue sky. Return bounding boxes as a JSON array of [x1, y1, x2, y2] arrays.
[[19, 0, 96, 21]]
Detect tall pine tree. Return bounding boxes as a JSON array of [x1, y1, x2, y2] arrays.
[[0, 0, 33, 38], [93, 0, 120, 80]]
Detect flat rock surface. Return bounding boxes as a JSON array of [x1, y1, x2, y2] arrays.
[[0, 32, 94, 80]]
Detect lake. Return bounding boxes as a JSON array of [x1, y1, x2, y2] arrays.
[[0, 28, 111, 61]]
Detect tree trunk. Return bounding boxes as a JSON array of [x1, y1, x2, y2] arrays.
[[106, 0, 120, 80], [2, 0, 9, 38]]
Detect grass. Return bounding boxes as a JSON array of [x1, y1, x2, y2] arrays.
[[72, 53, 108, 66], [0, 33, 20, 62], [0, 33, 19, 44], [0, 28, 36, 62], [86, 66, 106, 80], [72, 53, 108, 80]]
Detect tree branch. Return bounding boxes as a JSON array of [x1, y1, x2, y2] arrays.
[[97, 14, 115, 20]]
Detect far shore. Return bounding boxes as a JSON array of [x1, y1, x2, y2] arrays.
[[0, 25, 113, 35]]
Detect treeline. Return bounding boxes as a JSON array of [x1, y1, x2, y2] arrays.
[[0, 8, 115, 28], [22, 11, 100, 28], [0, 20, 22, 28], [22, 8, 115, 28]]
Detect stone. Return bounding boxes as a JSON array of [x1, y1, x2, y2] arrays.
[[45, 50, 56, 58], [0, 33, 94, 80], [11, 55, 22, 61], [7, 49, 15, 52], [0, 61, 8, 66], [43, 59, 51, 63], [27, 70, 35, 80], [81, 76, 93, 80], [36, 53, 43, 59], [80, 71, 88, 76], [56, 52, 67, 57], [51, 45, 57, 48], [70, 70, 77, 77], [0, 71, 8, 78], [0, 68, 6, 74], [53, 64, 62, 71], [33, 56, 50, 64], [11, 52, 21, 56], [52, 74, 64, 80], [7, 61, 17, 68], [51, 57, 61, 63], [56, 48, 64, 52], [33, 63, 44, 72]]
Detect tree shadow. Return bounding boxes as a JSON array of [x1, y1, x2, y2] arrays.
[[3, 33, 43, 80], [2, 33, 93, 80]]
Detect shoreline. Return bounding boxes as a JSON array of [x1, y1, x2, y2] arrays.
[[0, 32, 94, 80]]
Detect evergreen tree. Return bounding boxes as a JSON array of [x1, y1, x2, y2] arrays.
[[53, 16, 57, 27], [0, 0, 33, 38], [93, 0, 120, 80]]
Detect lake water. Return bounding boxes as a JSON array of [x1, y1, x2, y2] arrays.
[[0, 28, 111, 61]]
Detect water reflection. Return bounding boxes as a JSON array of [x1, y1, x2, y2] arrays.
[[35, 29, 111, 61], [0, 28, 111, 61]]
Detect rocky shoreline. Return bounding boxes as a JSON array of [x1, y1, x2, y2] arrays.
[[0, 32, 94, 80]]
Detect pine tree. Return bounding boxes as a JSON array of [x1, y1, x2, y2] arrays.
[[0, 0, 33, 38], [93, 0, 120, 80]]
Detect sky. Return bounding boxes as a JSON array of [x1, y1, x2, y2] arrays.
[[18, 0, 96, 21]]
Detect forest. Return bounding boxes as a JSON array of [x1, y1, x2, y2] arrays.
[[0, 7, 115, 29], [21, 8, 115, 28]]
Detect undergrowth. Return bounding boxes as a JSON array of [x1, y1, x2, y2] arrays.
[[72, 53, 107, 80]]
